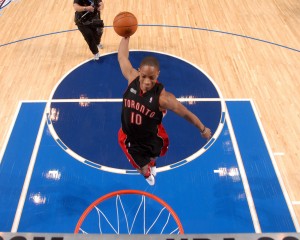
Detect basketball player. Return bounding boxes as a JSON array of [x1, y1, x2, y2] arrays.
[[118, 37, 212, 186], [73, 0, 104, 60]]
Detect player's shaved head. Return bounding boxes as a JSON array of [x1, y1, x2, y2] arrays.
[[140, 56, 160, 70]]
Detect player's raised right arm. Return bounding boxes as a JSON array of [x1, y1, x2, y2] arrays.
[[118, 37, 139, 84]]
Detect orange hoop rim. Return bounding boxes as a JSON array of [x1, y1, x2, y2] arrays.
[[74, 189, 184, 234]]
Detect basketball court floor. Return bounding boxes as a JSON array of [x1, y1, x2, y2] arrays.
[[0, 51, 298, 235], [1, 0, 300, 239]]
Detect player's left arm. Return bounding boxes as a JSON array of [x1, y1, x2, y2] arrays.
[[159, 89, 212, 139]]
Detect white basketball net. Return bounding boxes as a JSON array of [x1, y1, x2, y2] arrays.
[[77, 193, 182, 234]]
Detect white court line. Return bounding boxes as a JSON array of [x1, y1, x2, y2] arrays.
[[250, 100, 300, 232], [19, 98, 230, 103], [251, 99, 261, 118], [292, 201, 300, 205], [11, 106, 47, 232], [47, 98, 222, 103], [0, 102, 22, 164], [224, 104, 261, 233]]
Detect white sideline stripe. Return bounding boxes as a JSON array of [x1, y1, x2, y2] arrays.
[[225, 104, 261, 233], [0, 102, 22, 164], [292, 201, 300, 205], [11, 108, 47, 232], [250, 100, 300, 232]]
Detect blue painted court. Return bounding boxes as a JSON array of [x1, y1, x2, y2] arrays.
[[0, 51, 297, 234]]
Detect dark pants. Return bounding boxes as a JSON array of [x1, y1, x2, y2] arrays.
[[118, 125, 169, 169], [77, 24, 103, 54]]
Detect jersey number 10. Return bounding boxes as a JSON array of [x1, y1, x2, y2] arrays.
[[130, 112, 142, 125]]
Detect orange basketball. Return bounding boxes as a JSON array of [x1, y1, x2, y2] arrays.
[[113, 12, 138, 37]]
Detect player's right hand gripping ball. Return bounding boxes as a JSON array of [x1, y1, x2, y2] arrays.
[[113, 11, 138, 37]]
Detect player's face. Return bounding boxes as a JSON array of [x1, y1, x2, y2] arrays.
[[138, 65, 160, 92]]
